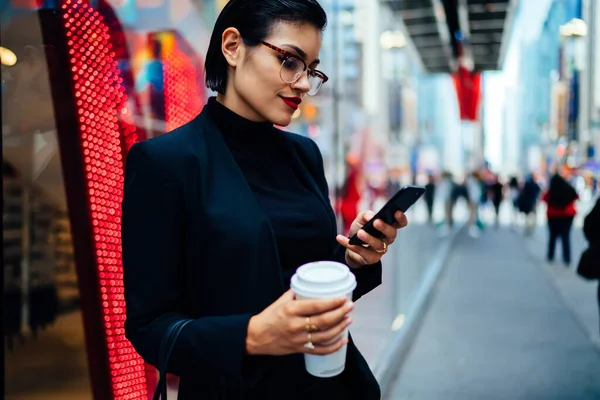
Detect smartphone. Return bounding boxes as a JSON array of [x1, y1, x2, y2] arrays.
[[348, 185, 426, 246]]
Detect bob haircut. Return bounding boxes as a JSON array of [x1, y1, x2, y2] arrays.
[[205, 0, 327, 94]]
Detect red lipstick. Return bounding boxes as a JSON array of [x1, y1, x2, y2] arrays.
[[281, 96, 302, 110]]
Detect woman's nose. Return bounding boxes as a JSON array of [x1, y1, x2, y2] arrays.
[[291, 70, 311, 93]]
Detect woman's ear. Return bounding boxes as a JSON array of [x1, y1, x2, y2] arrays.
[[221, 27, 244, 68]]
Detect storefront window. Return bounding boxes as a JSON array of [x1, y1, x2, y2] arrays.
[[2, 1, 217, 399], [2, 8, 93, 399]]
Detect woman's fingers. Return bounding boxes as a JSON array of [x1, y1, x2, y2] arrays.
[[356, 229, 387, 252], [308, 300, 354, 331], [393, 210, 408, 228], [372, 219, 397, 244], [355, 210, 376, 227], [287, 296, 347, 317], [311, 316, 352, 344], [304, 336, 349, 356], [288, 299, 353, 332]]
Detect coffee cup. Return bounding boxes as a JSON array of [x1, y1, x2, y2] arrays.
[[290, 261, 357, 378]]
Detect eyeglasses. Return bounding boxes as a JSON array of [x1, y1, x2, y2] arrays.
[[250, 39, 329, 96]]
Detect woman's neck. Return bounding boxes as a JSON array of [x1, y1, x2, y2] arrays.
[[216, 92, 267, 123]]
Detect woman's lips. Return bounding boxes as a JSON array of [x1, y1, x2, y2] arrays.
[[281, 96, 301, 110]]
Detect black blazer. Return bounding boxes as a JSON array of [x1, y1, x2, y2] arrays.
[[122, 109, 382, 399], [583, 197, 600, 244]]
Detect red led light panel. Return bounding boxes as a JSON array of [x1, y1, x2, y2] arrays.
[[61, 0, 147, 399], [163, 35, 204, 132]]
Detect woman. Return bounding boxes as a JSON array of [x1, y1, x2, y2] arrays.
[[542, 174, 578, 265], [121, 1, 408, 399]]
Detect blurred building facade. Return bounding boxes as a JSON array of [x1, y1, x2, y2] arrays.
[[502, 0, 599, 178]]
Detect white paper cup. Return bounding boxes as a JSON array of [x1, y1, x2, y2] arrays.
[[290, 261, 357, 378]]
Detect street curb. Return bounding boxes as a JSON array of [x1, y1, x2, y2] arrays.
[[373, 222, 466, 398]]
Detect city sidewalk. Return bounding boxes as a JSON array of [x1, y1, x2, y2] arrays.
[[522, 217, 600, 348], [386, 227, 600, 399]]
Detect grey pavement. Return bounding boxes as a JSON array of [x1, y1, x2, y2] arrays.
[[387, 227, 600, 400], [523, 221, 600, 348]]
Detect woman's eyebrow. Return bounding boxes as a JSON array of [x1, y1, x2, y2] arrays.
[[283, 43, 320, 64]]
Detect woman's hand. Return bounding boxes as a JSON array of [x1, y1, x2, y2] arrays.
[[246, 290, 354, 356], [336, 210, 408, 269]]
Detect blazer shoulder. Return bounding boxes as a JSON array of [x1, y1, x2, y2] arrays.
[[127, 116, 208, 179], [277, 128, 321, 161], [278, 128, 315, 148]]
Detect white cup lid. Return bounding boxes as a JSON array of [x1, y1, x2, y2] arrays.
[[291, 261, 357, 298]]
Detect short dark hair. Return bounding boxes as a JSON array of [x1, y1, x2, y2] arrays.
[[205, 0, 327, 94]]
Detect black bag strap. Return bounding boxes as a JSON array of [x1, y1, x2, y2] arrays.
[[153, 319, 193, 400]]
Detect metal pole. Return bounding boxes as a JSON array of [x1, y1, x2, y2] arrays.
[[332, 0, 344, 231]]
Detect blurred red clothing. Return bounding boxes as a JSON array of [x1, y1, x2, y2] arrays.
[[542, 192, 578, 218], [339, 169, 361, 236]]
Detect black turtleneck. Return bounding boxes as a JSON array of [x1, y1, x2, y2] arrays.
[[205, 97, 333, 287]]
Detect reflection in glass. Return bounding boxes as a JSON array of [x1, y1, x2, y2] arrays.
[[2, 11, 93, 399]]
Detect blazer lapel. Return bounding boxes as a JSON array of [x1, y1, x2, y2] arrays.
[[276, 136, 338, 234], [193, 111, 285, 288]]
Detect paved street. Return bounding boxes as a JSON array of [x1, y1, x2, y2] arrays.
[[387, 226, 600, 400]]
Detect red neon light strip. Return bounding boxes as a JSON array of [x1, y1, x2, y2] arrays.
[[62, 1, 147, 398], [163, 37, 204, 131]]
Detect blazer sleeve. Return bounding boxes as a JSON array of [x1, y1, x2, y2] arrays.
[[304, 139, 382, 301], [122, 143, 253, 379], [583, 198, 600, 243]]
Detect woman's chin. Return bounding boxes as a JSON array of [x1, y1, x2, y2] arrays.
[[271, 114, 293, 128]]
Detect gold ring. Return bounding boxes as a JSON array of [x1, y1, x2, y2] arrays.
[[375, 240, 387, 254], [304, 333, 315, 350], [305, 317, 318, 333]]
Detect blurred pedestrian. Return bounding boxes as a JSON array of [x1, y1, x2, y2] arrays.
[[508, 176, 520, 227], [518, 174, 541, 236], [542, 174, 579, 265], [424, 172, 436, 224], [466, 171, 483, 238], [436, 171, 455, 236], [386, 170, 401, 199], [579, 197, 600, 333], [489, 174, 504, 228], [339, 164, 362, 236]]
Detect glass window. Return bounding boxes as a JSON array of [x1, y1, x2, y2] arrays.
[[2, 10, 93, 399], [2, 1, 220, 399]]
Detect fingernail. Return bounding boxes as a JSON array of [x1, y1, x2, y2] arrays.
[[342, 338, 349, 345], [346, 317, 353, 325], [346, 301, 355, 310]]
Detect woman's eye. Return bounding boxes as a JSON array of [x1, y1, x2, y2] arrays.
[[282, 57, 300, 70]]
